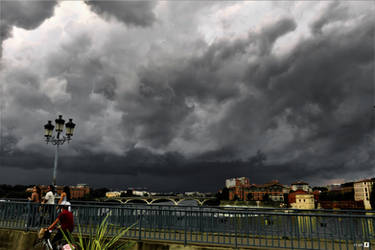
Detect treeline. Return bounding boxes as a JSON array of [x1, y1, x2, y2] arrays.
[[0, 185, 111, 200], [319, 191, 354, 201], [0, 184, 29, 198]]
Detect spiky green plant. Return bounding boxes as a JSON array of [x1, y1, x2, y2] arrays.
[[61, 215, 137, 250]]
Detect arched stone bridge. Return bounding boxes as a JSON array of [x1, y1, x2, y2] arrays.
[[102, 196, 217, 206]]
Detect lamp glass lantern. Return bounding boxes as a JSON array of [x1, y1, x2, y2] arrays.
[[44, 120, 54, 138], [65, 118, 76, 137], [55, 115, 65, 132]]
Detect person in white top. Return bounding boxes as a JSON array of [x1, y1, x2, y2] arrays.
[[58, 186, 71, 211], [43, 185, 55, 204], [42, 185, 55, 224]]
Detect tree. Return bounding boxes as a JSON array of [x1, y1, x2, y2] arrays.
[[283, 193, 289, 205], [216, 187, 229, 201], [312, 187, 328, 192], [263, 193, 270, 201], [247, 192, 253, 201], [91, 188, 110, 198]]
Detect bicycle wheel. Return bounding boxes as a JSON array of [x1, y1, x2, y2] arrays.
[[44, 239, 53, 250]]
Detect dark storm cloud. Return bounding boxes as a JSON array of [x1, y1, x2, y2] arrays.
[[0, 146, 268, 191], [0, 0, 57, 57], [85, 0, 156, 27], [5, 68, 52, 109], [1, 1, 374, 191], [115, 18, 296, 149], [113, 7, 373, 186], [119, 77, 194, 147]]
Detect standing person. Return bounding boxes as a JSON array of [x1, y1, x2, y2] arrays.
[[58, 186, 71, 204], [43, 185, 55, 205], [58, 186, 71, 211], [42, 185, 56, 224], [27, 185, 41, 227], [47, 202, 74, 250], [28, 186, 41, 203]]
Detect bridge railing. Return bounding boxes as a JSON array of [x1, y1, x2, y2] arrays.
[[0, 201, 374, 249]]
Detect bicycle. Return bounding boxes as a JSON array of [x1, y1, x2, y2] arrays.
[[34, 228, 75, 250]]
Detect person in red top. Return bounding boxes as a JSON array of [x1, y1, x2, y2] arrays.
[[47, 202, 74, 250]]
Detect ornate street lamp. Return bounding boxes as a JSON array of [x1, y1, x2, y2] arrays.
[[43, 115, 76, 186]]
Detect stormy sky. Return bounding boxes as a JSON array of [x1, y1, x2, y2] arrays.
[[0, 1, 374, 192]]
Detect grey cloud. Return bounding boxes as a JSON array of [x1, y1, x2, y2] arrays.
[[85, 0, 157, 27], [0, 147, 268, 191], [258, 17, 297, 55], [45, 37, 115, 118], [93, 75, 117, 100], [116, 17, 297, 151], [1, 2, 373, 191], [2, 145, 361, 192], [120, 11, 374, 182], [0, 0, 57, 57], [120, 85, 193, 147], [311, 2, 348, 35]]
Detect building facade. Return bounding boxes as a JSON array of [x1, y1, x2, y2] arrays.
[[105, 191, 121, 198], [354, 179, 374, 210], [291, 194, 315, 209], [226, 177, 250, 200], [291, 181, 310, 192], [246, 180, 289, 202], [288, 189, 308, 204]]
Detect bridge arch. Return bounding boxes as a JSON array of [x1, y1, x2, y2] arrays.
[[124, 198, 149, 205], [105, 199, 124, 204], [102, 196, 217, 206], [149, 198, 178, 205], [176, 198, 201, 206]]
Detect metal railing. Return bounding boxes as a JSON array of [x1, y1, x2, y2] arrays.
[[0, 201, 374, 249]]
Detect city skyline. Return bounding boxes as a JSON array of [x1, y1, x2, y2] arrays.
[[0, 1, 374, 192]]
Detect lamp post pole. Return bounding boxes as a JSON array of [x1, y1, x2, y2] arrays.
[[53, 144, 59, 186], [44, 115, 76, 186]]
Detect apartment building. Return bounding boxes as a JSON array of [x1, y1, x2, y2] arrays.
[[354, 179, 374, 210], [226, 177, 250, 200], [247, 180, 289, 201], [291, 194, 315, 209]]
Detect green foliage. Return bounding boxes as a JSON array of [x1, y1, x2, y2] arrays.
[[232, 195, 239, 201], [81, 188, 111, 200], [216, 187, 229, 201], [312, 186, 328, 192], [0, 184, 29, 198], [263, 193, 270, 201], [61, 215, 137, 250], [319, 191, 354, 201], [283, 194, 289, 205], [247, 193, 253, 201]]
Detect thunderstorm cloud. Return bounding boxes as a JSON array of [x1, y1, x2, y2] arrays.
[[0, 1, 374, 192]]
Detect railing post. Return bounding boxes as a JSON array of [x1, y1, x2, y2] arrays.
[[234, 213, 238, 249], [199, 206, 202, 233], [184, 209, 188, 246], [25, 202, 30, 231], [138, 209, 143, 240]]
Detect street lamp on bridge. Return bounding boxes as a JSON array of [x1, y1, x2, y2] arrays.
[[44, 115, 76, 186]]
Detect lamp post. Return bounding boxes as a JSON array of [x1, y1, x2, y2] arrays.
[[44, 115, 76, 186]]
